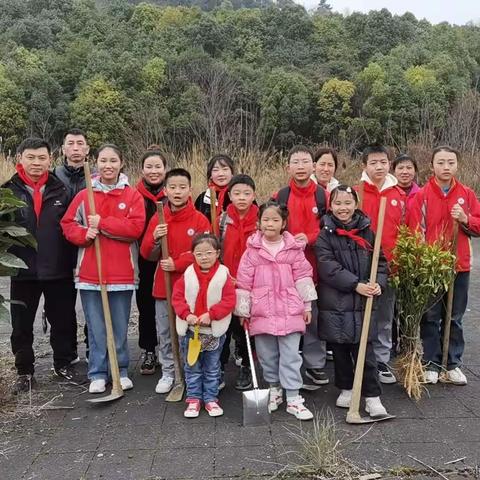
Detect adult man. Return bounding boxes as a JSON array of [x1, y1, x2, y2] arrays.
[[4, 138, 82, 393]]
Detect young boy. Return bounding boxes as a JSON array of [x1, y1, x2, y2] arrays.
[[218, 174, 258, 390], [140, 168, 211, 394], [272, 145, 329, 389], [408, 146, 480, 385], [355, 145, 406, 384]]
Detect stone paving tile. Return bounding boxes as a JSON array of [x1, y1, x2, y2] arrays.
[[447, 441, 480, 467], [151, 447, 215, 479], [42, 426, 101, 453], [162, 403, 212, 425], [24, 451, 94, 480], [427, 417, 480, 443], [215, 423, 272, 447], [61, 405, 117, 428], [100, 423, 160, 451], [387, 442, 457, 468], [158, 422, 215, 448], [85, 449, 155, 480], [214, 445, 278, 477], [375, 418, 439, 443], [415, 395, 475, 418], [112, 398, 166, 425]]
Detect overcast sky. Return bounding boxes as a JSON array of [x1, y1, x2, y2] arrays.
[[301, 0, 479, 25]]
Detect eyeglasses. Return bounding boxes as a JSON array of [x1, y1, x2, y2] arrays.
[[193, 251, 217, 258]]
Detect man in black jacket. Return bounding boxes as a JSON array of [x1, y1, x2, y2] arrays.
[[4, 137, 83, 393]]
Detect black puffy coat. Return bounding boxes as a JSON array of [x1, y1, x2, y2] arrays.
[[315, 211, 388, 344], [2, 174, 75, 281], [53, 163, 85, 198]]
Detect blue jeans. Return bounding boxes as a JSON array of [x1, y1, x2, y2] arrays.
[[421, 272, 469, 371], [80, 290, 132, 381], [180, 332, 225, 403]]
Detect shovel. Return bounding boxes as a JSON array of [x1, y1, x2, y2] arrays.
[[187, 324, 201, 366], [346, 197, 395, 424], [242, 320, 270, 426], [84, 162, 124, 405], [157, 202, 185, 402], [210, 187, 218, 236]]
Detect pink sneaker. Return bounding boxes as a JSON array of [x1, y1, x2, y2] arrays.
[[205, 401, 224, 417], [184, 398, 201, 418]]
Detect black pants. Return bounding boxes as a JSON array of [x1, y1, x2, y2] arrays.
[[10, 279, 77, 375], [220, 314, 253, 368], [331, 342, 381, 397], [136, 257, 158, 352]]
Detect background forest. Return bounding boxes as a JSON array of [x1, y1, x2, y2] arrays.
[[0, 0, 479, 169]]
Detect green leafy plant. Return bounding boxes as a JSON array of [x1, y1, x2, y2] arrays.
[[390, 226, 455, 400], [0, 187, 36, 322]]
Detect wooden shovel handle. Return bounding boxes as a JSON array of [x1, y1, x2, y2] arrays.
[[210, 188, 219, 236]]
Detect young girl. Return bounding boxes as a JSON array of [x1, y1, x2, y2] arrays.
[[315, 185, 390, 417], [195, 154, 234, 221], [235, 201, 317, 421], [61, 144, 145, 394], [172, 234, 236, 418], [135, 149, 167, 374]]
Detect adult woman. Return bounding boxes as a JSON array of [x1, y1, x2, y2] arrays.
[[392, 153, 420, 201], [61, 144, 145, 393], [312, 147, 340, 192]]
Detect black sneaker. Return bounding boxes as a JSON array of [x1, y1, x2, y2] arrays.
[[305, 368, 329, 385], [235, 366, 253, 391], [140, 351, 157, 375], [377, 362, 397, 384], [13, 374, 36, 395], [53, 366, 88, 385], [326, 350, 334, 361]]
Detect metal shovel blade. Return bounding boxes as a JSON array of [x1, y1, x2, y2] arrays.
[[86, 388, 124, 404], [166, 381, 185, 402], [242, 388, 271, 426], [346, 411, 396, 424]]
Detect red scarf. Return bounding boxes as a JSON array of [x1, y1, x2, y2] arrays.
[[16, 164, 49, 222], [336, 228, 372, 251], [225, 203, 258, 252], [136, 179, 165, 203], [208, 181, 228, 217], [164, 199, 196, 224], [193, 261, 220, 316], [287, 179, 318, 236]]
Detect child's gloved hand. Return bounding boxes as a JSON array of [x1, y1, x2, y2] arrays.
[[186, 314, 198, 325], [198, 313, 211, 326], [303, 311, 311, 324]]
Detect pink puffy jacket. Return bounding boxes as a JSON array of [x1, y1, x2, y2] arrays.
[[235, 231, 317, 336]]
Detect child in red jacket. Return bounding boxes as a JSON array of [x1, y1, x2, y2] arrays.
[[172, 234, 236, 418], [272, 145, 328, 389], [217, 174, 258, 391], [408, 146, 480, 385], [140, 168, 211, 394], [354, 145, 406, 385]]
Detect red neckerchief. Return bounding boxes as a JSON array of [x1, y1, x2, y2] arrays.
[[336, 228, 372, 251], [208, 181, 228, 217], [193, 261, 220, 316], [16, 164, 49, 223], [164, 198, 196, 223], [225, 203, 258, 252], [136, 179, 165, 203], [287, 178, 318, 235]]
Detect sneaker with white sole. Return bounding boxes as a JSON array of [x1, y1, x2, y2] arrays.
[[205, 401, 224, 417], [89, 379, 106, 394], [155, 375, 174, 394], [336, 389, 352, 408], [184, 398, 201, 418], [365, 396, 388, 417], [286, 395, 314, 420], [424, 370, 439, 384], [440, 367, 467, 385], [268, 386, 283, 412], [120, 377, 133, 390], [378, 363, 397, 384]]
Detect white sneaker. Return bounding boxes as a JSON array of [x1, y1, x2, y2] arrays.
[[286, 395, 314, 420], [268, 386, 283, 412], [120, 377, 133, 391], [440, 367, 467, 385], [336, 389, 352, 408], [155, 375, 174, 394], [424, 370, 439, 384], [365, 397, 388, 417], [89, 379, 106, 394]]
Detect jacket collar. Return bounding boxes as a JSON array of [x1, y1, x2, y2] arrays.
[[360, 171, 398, 192], [247, 230, 303, 260]]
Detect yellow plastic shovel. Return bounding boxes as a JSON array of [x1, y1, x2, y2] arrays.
[[187, 324, 201, 366]]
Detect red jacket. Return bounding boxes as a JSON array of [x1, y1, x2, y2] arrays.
[[407, 176, 480, 272], [217, 203, 258, 278], [61, 183, 145, 285], [354, 173, 406, 262], [140, 200, 211, 299]]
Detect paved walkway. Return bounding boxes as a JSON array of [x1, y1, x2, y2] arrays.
[[1, 244, 480, 479]]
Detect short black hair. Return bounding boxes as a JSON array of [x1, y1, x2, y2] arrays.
[[207, 154, 234, 180], [314, 147, 338, 171], [329, 184, 359, 207], [392, 153, 418, 172], [431, 145, 460, 164], [287, 145, 314, 163], [16, 137, 51, 156], [165, 168, 191, 185], [259, 200, 288, 233], [228, 174, 256, 192], [361, 145, 390, 165], [141, 149, 167, 168], [192, 233, 221, 251], [95, 144, 123, 162], [63, 128, 88, 143]]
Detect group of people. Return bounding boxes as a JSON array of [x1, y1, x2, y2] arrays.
[[4, 128, 480, 422]]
